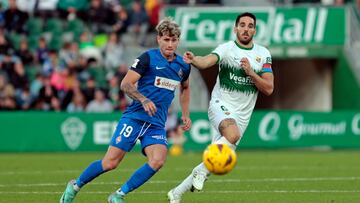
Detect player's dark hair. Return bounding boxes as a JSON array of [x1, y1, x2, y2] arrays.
[[156, 17, 181, 37], [235, 12, 256, 27]]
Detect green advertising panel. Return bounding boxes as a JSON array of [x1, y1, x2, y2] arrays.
[[0, 111, 359, 152], [165, 7, 346, 47]]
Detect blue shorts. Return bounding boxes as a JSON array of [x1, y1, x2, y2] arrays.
[[110, 118, 167, 154]]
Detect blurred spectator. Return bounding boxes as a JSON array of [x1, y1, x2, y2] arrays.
[[16, 0, 36, 14], [107, 75, 127, 111], [0, 49, 27, 92], [127, 0, 149, 46], [67, 92, 86, 112], [166, 106, 186, 156], [57, 0, 88, 21], [112, 6, 129, 36], [85, 88, 113, 112], [15, 38, 34, 65], [9, 60, 28, 92], [0, 33, 12, 55], [4, 0, 28, 33], [30, 73, 43, 98], [59, 42, 80, 70], [0, 3, 5, 27], [15, 85, 32, 110], [36, 75, 60, 111], [0, 73, 15, 99], [36, 37, 49, 65], [87, 0, 115, 33], [34, 0, 59, 19], [104, 32, 125, 71], [42, 49, 61, 76], [82, 77, 96, 103]]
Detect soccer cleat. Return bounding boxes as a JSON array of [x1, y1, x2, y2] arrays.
[[108, 192, 125, 203], [59, 180, 78, 203], [191, 171, 208, 191], [167, 189, 182, 203]]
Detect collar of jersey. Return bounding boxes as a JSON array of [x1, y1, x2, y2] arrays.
[[234, 40, 254, 50]]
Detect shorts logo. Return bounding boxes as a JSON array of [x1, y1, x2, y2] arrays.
[[151, 135, 166, 140], [220, 105, 228, 111], [154, 76, 180, 91], [116, 136, 122, 144]]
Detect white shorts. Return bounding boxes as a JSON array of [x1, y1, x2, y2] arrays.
[[208, 99, 247, 146]]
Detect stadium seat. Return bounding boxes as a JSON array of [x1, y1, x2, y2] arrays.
[[44, 18, 64, 35], [8, 33, 22, 50], [26, 18, 43, 36], [66, 19, 85, 36]]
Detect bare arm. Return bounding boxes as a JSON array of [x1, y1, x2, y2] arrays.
[[120, 70, 157, 116], [241, 58, 274, 96], [179, 79, 192, 131], [183, 51, 218, 70]]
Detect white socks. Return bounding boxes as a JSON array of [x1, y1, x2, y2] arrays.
[[173, 162, 209, 195]]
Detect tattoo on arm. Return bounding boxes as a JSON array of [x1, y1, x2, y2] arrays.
[[121, 83, 146, 101]]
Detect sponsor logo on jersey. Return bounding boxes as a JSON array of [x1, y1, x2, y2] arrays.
[[154, 76, 180, 91]]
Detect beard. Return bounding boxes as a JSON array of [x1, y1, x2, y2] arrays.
[[239, 35, 253, 45], [238, 32, 253, 45]]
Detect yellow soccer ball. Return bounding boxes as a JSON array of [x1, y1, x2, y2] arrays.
[[202, 144, 237, 175]]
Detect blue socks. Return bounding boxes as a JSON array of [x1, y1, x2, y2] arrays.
[[76, 160, 105, 188], [119, 163, 157, 194], [74, 160, 157, 196]]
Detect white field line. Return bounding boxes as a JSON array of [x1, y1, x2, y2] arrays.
[[0, 177, 359, 188], [0, 190, 360, 195], [1, 165, 360, 175]]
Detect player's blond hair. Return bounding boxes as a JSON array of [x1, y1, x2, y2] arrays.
[[155, 17, 181, 38]]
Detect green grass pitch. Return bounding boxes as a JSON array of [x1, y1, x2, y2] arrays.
[[0, 150, 359, 203]]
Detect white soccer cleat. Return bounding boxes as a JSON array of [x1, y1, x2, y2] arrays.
[[167, 189, 182, 203], [191, 171, 208, 191]]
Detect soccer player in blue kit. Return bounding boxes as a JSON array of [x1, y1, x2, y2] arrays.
[[60, 18, 192, 203]]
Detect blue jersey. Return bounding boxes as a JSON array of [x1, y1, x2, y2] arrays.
[[122, 48, 191, 128]]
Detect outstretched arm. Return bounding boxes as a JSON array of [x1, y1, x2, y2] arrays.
[[183, 51, 218, 70], [240, 58, 274, 96], [120, 70, 157, 116], [179, 79, 192, 131]]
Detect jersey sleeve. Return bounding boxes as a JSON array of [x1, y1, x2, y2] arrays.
[[260, 49, 273, 74], [181, 64, 191, 82], [129, 52, 150, 76], [211, 43, 227, 64]]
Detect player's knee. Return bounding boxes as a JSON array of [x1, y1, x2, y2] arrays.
[[148, 158, 166, 170], [102, 159, 119, 171]]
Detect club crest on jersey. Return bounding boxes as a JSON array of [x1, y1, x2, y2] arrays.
[[178, 69, 183, 78], [256, 56, 261, 63], [154, 76, 180, 91]]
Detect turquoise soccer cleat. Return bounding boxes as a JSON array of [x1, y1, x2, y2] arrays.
[[59, 180, 78, 203], [108, 192, 125, 203]]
